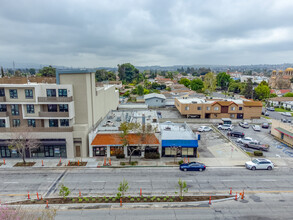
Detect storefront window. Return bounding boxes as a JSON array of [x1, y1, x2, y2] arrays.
[[93, 146, 107, 156]]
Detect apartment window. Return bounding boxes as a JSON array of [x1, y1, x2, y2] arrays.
[[9, 89, 18, 99], [58, 89, 67, 97], [197, 107, 201, 110], [206, 107, 210, 110], [0, 88, 5, 96], [0, 119, 5, 127], [59, 104, 68, 112], [231, 107, 235, 111], [185, 106, 189, 111], [11, 104, 19, 115], [46, 89, 56, 97], [12, 119, 20, 127], [25, 89, 33, 99], [0, 104, 7, 112], [60, 119, 69, 127], [49, 119, 58, 127], [26, 105, 35, 114], [48, 104, 57, 112], [239, 107, 243, 110], [28, 119, 36, 127], [214, 107, 219, 111]]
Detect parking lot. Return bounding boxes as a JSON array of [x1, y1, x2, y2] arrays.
[[218, 123, 293, 158]]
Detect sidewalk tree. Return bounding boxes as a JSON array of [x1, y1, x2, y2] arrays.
[[118, 179, 129, 197], [7, 128, 40, 164], [203, 72, 217, 95], [175, 178, 188, 201]]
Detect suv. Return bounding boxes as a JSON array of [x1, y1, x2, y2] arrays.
[[243, 141, 269, 151], [218, 124, 234, 130], [267, 107, 275, 111], [227, 131, 245, 138], [245, 159, 274, 170], [239, 121, 249, 128]]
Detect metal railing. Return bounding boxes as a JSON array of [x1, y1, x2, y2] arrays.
[[37, 96, 73, 102]]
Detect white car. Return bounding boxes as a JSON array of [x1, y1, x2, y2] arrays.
[[236, 137, 253, 144], [245, 159, 274, 170], [281, 112, 292, 117], [218, 124, 234, 130], [198, 126, 212, 132], [252, 125, 261, 131]]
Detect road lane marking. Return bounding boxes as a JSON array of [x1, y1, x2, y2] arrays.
[[221, 180, 238, 182], [3, 182, 19, 184], [92, 181, 106, 183]]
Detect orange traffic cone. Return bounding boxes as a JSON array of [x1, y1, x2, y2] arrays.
[[103, 157, 106, 166], [235, 192, 238, 201], [109, 158, 111, 166]]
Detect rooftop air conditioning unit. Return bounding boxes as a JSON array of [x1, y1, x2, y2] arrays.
[[192, 101, 197, 104]]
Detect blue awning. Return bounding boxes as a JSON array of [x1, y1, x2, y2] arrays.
[[162, 140, 198, 148]]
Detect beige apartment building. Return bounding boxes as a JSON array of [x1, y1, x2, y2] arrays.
[[271, 119, 293, 147], [175, 97, 262, 119], [0, 70, 119, 159]]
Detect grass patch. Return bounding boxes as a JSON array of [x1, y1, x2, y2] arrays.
[[246, 152, 254, 157], [274, 108, 290, 112], [262, 116, 271, 119], [14, 162, 36, 167]]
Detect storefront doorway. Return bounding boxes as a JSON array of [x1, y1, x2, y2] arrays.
[[0, 146, 11, 158], [93, 147, 107, 156]]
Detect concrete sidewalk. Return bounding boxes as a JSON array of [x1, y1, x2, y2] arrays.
[[0, 156, 291, 168]]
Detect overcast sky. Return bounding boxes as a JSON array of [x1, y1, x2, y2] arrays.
[[1, 0, 293, 68]]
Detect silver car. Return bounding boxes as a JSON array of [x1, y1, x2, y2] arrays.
[[245, 159, 274, 170]]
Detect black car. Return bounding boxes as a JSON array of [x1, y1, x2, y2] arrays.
[[262, 123, 269, 129], [227, 131, 245, 138]]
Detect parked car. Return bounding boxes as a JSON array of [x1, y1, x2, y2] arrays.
[[198, 126, 212, 132], [227, 131, 245, 138], [236, 137, 253, 144], [267, 107, 275, 111], [252, 125, 261, 131], [241, 139, 260, 145], [239, 121, 249, 128], [243, 141, 269, 151], [218, 124, 234, 130], [261, 123, 269, 129], [281, 112, 292, 117], [288, 119, 292, 123], [264, 112, 269, 116], [281, 118, 287, 123], [245, 159, 274, 170], [179, 162, 206, 172]]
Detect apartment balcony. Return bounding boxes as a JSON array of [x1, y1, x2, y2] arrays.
[[0, 97, 6, 102], [38, 96, 73, 102], [0, 112, 8, 117], [38, 111, 69, 117], [0, 127, 73, 132]]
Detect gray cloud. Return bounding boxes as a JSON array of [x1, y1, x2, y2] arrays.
[[0, 0, 293, 67]]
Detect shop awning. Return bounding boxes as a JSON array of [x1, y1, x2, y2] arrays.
[[161, 140, 198, 148], [275, 127, 293, 138], [91, 133, 160, 146]]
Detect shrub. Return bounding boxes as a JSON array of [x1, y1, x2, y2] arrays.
[[99, 198, 102, 202], [130, 161, 138, 166], [92, 198, 95, 202], [166, 196, 169, 199], [79, 199, 83, 202], [121, 162, 126, 166], [157, 198, 160, 202], [178, 160, 184, 165], [130, 198, 134, 202], [128, 195, 131, 199], [144, 152, 160, 159], [172, 196, 175, 199], [144, 198, 147, 202], [83, 197, 87, 201], [109, 197, 112, 200], [103, 196, 106, 200], [163, 198, 167, 201], [105, 199, 109, 202], [116, 192, 121, 199], [137, 198, 140, 201], [254, 151, 263, 156], [59, 183, 71, 199], [72, 199, 75, 202], [116, 154, 125, 159], [112, 198, 116, 202], [147, 196, 151, 199], [169, 199, 173, 202]]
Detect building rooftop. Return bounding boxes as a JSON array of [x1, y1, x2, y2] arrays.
[[160, 122, 197, 141], [144, 93, 166, 100], [176, 97, 255, 105]]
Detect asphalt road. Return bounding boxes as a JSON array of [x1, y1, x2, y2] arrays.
[[1, 167, 293, 219], [263, 107, 292, 121]]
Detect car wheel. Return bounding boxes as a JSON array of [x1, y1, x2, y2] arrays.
[[184, 168, 187, 172], [267, 166, 272, 170], [251, 166, 256, 170], [199, 168, 203, 172]]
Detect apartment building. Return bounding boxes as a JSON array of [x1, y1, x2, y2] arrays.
[[0, 70, 119, 159], [175, 97, 262, 119]]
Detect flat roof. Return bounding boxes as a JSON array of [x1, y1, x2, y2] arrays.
[[160, 122, 196, 140]]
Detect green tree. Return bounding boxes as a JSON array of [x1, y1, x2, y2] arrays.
[[1, 66, 4, 77], [284, 92, 293, 97], [242, 78, 253, 99], [59, 183, 70, 199], [203, 72, 217, 95], [118, 63, 139, 83], [38, 65, 56, 77], [178, 78, 190, 88], [228, 80, 244, 94], [175, 178, 188, 201], [255, 83, 270, 100], [190, 78, 204, 92], [137, 85, 144, 96], [216, 72, 231, 90], [118, 179, 129, 197], [28, 68, 36, 75], [95, 69, 116, 82]]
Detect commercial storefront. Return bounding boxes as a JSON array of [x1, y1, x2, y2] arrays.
[[0, 139, 67, 158]]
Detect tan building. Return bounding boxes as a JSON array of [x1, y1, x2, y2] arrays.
[[271, 119, 293, 147], [269, 68, 293, 89], [175, 97, 262, 119], [0, 70, 119, 159]]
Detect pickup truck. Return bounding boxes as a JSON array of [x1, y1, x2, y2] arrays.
[[243, 141, 269, 151]]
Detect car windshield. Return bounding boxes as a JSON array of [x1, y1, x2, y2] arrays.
[[252, 159, 259, 164]]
